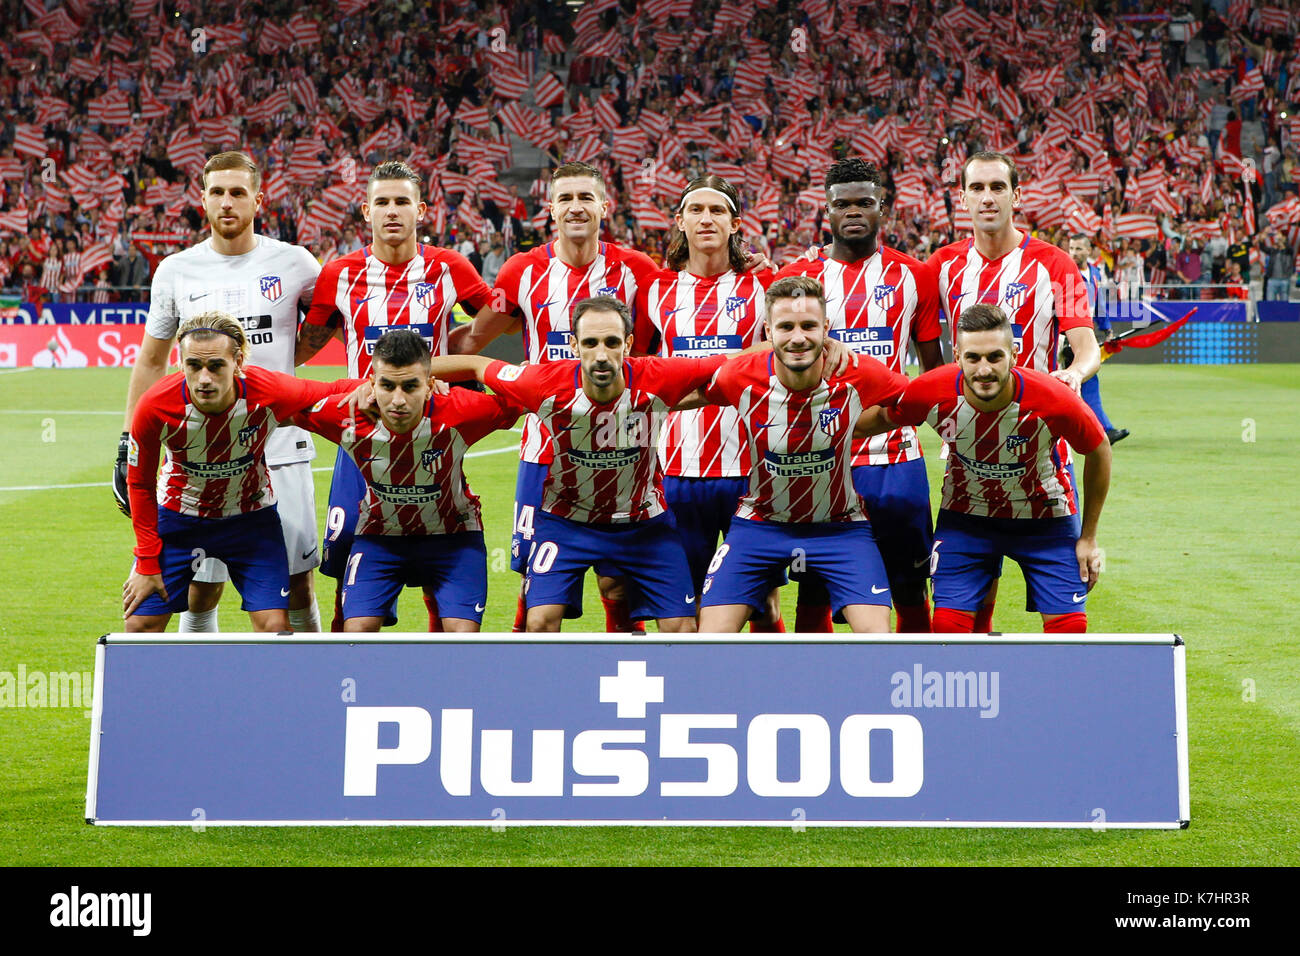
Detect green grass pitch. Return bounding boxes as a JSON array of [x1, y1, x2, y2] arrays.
[[0, 363, 1296, 865]]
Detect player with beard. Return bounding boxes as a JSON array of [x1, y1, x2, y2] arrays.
[[116, 151, 323, 633], [637, 175, 785, 630], [920, 151, 1101, 632], [776, 158, 943, 633], [859, 304, 1111, 632], [296, 160, 493, 631], [448, 162, 667, 633]]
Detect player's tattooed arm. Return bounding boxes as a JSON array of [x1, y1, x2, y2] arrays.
[[295, 320, 339, 366]]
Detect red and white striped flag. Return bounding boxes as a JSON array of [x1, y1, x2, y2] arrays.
[[287, 12, 320, 46], [534, 73, 565, 109], [492, 67, 530, 100], [0, 205, 28, 235], [1114, 213, 1159, 239], [13, 124, 46, 159]]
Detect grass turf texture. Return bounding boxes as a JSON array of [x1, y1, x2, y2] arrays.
[[0, 363, 1296, 865]]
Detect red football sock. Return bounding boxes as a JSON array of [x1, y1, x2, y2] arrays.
[[749, 614, 786, 633], [1044, 612, 1087, 633], [932, 607, 976, 632], [795, 604, 834, 633], [423, 593, 442, 633], [330, 582, 345, 632], [894, 599, 932, 633], [973, 602, 995, 632], [602, 597, 646, 633], [512, 591, 527, 632]]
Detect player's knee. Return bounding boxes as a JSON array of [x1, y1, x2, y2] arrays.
[[596, 575, 625, 601], [657, 616, 697, 634], [526, 607, 563, 632], [250, 610, 289, 633], [843, 604, 890, 633], [287, 572, 314, 607], [126, 615, 169, 634], [188, 580, 223, 612], [343, 617, 382, 633]]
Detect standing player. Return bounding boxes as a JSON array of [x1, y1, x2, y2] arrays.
[[776, 158, 944, 633], [448, 161, 665, 633], [861, 304, 1111, 632], [295, 160, 494, 631], [122, 314, 359, 632], [293, 330, 523, 632], [639, 174, 784, 630], [430, 297, 726, 633], [1066, 233, 1129, 444], [921, 151, 1102, 631], [114, 151, 323, 633], [697, 277, 910, 634]]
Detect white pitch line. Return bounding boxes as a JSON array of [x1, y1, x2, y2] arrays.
[[0, 446, 519, 493], [0, 367, 35, 375]]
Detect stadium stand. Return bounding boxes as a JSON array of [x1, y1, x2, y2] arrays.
[[1, 0, 1299, 305]]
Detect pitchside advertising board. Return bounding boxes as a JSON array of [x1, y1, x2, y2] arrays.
[[86, 635, 1189, 828]]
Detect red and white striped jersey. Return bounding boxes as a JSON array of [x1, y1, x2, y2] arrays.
[[641, 268, 771, 478], [127, 366, 358, 575], [776, 247, 940, 465], [491, 240, 660, 464], [890, 367, 1106, 519], [921, 235, 1091, 373], [303, 244, 492, 377], [294, 390, 523, 536], [483, 355, 725, 524], [703, 352, 909, 524]]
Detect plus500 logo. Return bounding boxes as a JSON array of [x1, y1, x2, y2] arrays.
[[343, 707, 923, 798]]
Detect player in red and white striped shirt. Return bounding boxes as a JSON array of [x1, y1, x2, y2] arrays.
[[448, 161, 663, 632], [637, 175, 786, 629], [919, 151, 1103, 631], [776, 158, 945, 633], [295, 330, 523, 632], [429, 297, 724, 632], [296, 160, 493, 630], [123, 314, 358, 632], [697, 277, 910, 634], [863, 304, 1111, 633]]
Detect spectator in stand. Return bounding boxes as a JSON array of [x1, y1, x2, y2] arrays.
[[481, 235, 506, 286], [111, 244, 151, 297], [1265, 233, 1295, 301], [337, 225, 363, 256], [1223, 260, 1247, 299], [1175, 239, 1202, 300]]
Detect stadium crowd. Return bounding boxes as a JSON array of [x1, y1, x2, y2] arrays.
[[2, 0, 1300, 305]]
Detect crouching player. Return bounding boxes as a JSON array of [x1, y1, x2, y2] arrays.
[[293, 329, 523, 631], [860, 304, 1111, 632], [122, 313, 360, 631], [428, 296, 726, 633], [696, 276, 911, 634]]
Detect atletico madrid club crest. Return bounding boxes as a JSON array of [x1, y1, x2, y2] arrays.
[[1005, 434, 1030, 452], [1003, 281, 1029, 311], [259, 275, 282, 302], [421, 448, 443, 469], [725, 295, 747, 315], [818, 407, 843, 435], [414, 282, 435, 308], [872, 283, 897, 310]]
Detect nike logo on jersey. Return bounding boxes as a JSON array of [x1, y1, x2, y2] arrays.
[[754, 422, 780, 429], [536, 299, 558, 309], [949, 292, 967, 302], [301, 546, 317, 560], [871, 585, 888, 594], [663, 307, 685, 315], [475, 603, 486, 612], [189, 292, 209, 301], [353, 295, 377, 306], [1072, 593, 1086, 603], [913, 555, 931, 568], [280, 588, 290, 597], [685, 595, 695, 604], [361, 455, 383, 462]]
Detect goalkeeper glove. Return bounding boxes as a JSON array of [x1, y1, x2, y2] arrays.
[[113, 431, 131, 517]]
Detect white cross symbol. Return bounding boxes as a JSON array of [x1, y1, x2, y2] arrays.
[[599, 660, 664, 719]]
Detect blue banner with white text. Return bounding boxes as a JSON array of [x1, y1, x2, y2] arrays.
[[89, 638, 1187, 827]]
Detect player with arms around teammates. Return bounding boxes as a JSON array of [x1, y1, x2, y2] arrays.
[[696, 277, 910, 634], [430, 296, 727, 633], [860, 304, 1111, 633], [921, 150, 1102, 631], [115, 151, 324, 632], [293, 329, 523, 632], [776, 158, 944, 633], [448, 161, 666, 633], [295, 160, 494, 631], [122, 314, 360, 632]]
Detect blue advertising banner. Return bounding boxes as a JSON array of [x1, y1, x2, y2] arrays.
[[8, 302, 150, 325], [86, 635, 1189, 828]]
